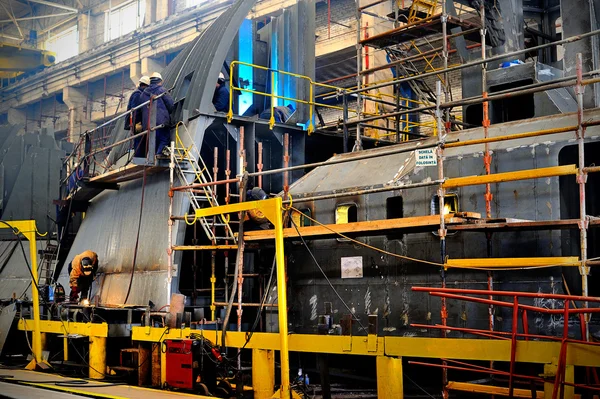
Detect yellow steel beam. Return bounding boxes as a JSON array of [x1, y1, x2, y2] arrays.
[[253, 349, 275, 399], [444, 125, 579, 149], [445, 256, 581, 269], [0, 220, 44, 369], [89, 336, 107, 380], [447, 381, 543, 398], [377, 356, 403, 399], [244, 214, 465, 241], [130, 329, 600, 367], [443, 165, 577, 188], [18, 319, 109, 337], [0, 43, 55, 72]]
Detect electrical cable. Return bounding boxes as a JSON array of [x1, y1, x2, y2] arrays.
[[289, 216, 367, 332], [220, 174, 248, 350], [404, 373, 437, 399], [238, 254, 277, 353], [123, 96, 153, 305], [289, 207, 597, 271]]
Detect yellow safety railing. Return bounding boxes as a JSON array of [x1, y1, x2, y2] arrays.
[[227, 61, 434, 139], [227, 61, 381, 135]]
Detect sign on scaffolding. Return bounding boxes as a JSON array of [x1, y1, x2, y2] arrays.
[[415, 149, 437, 167]]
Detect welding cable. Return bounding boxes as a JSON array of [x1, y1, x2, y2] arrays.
[[290, 217, 367, 332], [123, 96, 154, 305], [238, 254, 277, 353], [288, 208, 599, 271], [220, 174, 248, 350]]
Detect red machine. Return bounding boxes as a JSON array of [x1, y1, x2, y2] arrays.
[[164, 339, 201, 390]]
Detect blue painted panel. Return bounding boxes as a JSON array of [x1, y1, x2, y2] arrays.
[[238, 19, 253, 115]]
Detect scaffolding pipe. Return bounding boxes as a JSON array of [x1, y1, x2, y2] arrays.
[[576, 53, 590, 341], [287, 179, 444, 204], [210, 147, 219, 320], [356, 71, 600, 124], [167, 140, 175, 307], [355, 2, 363, 151], [435, 80, 448, 399], [248, 139, 457, 178], [348, 28, 600, 95], [412, 287, 600, 302]]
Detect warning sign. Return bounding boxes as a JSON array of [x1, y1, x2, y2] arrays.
[[415, 149, 437, 166]]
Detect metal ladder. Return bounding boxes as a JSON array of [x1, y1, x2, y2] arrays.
[[408, 0, 438, 23], [38, 242, 58, 300], [172, 126, 237, 244]]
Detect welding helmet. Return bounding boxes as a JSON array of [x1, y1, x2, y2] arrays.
[[81, 257, 94, 276], [218, 72, 226, 84]]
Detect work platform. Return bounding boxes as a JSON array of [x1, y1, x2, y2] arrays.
[[360, 14, 481, 48], [89, 163, 166, 185], [243, 214, 600, 241]]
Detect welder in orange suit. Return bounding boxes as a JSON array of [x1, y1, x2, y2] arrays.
[[68, 250, 98, 302]]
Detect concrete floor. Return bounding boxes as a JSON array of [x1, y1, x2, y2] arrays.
[[0, 368, 211, 399]]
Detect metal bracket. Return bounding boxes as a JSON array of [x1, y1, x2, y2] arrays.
[[367, 314, 378, 352]]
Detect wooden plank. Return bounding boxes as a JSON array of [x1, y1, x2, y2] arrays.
[[448, 219, 596, 232], [446, 257, 580, 268], [244, 214, 466, 241], [447, 381, 543, 398], [443, 165, 577, 188]]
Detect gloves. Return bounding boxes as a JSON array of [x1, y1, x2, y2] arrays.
[[69, 286, 80, 302]]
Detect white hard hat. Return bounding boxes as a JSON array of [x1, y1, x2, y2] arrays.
[[150, 72, 163, 80], [139, 75, 150, 85], [218, 72, 225, 80]]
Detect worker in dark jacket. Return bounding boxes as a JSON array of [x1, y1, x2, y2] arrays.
[[68, 250, 99, 303], [213, 72, 230, 113], [139, 72, 175, 157], [127, 76, 150, 156]]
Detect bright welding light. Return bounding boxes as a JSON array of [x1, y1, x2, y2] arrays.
[[81, 299, 90, 306], [443, 203, 453, 215]]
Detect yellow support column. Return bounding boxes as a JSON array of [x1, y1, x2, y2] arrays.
[[253, 349, 275, 399], [271, 199, 291, 398], [89, 336, 106, 379], [377, 356, 403, 399], [63, 337, 69, 362], [544, 363, 574, 399]]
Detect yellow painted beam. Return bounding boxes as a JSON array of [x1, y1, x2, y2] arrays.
[[244, 214, 466, 241], [443, 165, 577, 188], [130, 329, 600, 367], [447, 381, 543, 398], [18, 319, 109, 337], [0, 43, 55, 72], [89, 336, 106, 380], [195, 199, 276, 218], [253, 349, 275, 399], [445, 256, 580, 269], [377, 356, 403, 399]]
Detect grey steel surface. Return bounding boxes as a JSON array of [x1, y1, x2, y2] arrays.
[[286, 109, 600, 335], [59, 0, 258, 307], [0, 240, 48, 302], [0, 125, 63, 234], [0, 303, 16, 355], [0, 381, 89, 399]]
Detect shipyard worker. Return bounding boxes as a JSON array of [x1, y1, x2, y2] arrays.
[[139, 72, 175, 157], [127, 76, 150, 156], [126, 75, 150, 130], [68, 250, 99, 302], [213, 72, 230, 112]]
